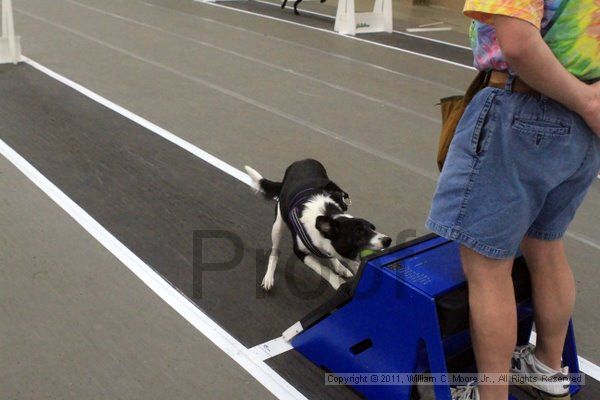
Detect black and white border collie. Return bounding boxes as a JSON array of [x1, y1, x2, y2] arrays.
[[245, 159, 392, 291]]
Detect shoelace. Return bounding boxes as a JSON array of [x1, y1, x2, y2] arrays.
[[512, 344, 535, 368], [451, 381, 477, 400], [514, 344, 534, 358]]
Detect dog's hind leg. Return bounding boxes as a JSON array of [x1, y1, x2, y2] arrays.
[[303, 255, 346, 290], [293, 0, 302, 14], [262, 203, 284, 291], [281, 0, 288, 9]]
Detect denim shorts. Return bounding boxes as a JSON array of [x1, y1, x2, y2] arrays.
[[427, 84, 600, 259]]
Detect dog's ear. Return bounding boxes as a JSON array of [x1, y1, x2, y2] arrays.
[[329, 192, 348, 211], [324, 183, 349, 201], [316, 216, 339, 239], [341, 192, 351, 207], [325, 183, 351, 211]]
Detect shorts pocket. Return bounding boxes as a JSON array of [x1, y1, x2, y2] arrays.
[[470, 89, 498, 156], [512, 116, 571, 146]]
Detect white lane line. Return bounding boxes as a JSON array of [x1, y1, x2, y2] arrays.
[[23, 56, 252, 187], [138, 0, 462, 92], [19, 56, 600, 381], [406, 27, 452, 33], [15, 10, 439, 181], [197, 0, 476, 71], [252, 0, 472, 51], [0, 137, 306, 400], [63, 0, 441, 124], [579, 358, 600, 382], [398, 30, 471, 50], [529, 331, 600, 381], [24, 60, 252, 184], [565, 230, 600, 252], [249, 336, 294, 361], [140, 1, 461, 92]]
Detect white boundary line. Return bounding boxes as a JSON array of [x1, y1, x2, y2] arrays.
[[59, 0, 441, 124], [14, 10, 438, 181], [252, 0, 472, 51], [565, 230, 600, 252], [197, 0, 476, 70], [405, 27, 452, 33], [249, 336, 294, 361], [137, 0, 462, 92], [0, 137, 305, 400], [0, 139, 306, 399], [22, 56, 253, 188], [17, 58, 600, 381], [398, 29, 471, 50]]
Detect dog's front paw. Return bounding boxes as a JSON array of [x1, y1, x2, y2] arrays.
[[330, 275, 346, 290], [338, 267, 354, 278], [334, 264, 354, 278], [261, 274, 275, 291], [332, 261, 354, 278]]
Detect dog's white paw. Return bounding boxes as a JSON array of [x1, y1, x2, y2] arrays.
[[336, 266, 354, 278], [330, 275, 346, 290], [262, 274, 275, 291], [332, 261, 354, 278]]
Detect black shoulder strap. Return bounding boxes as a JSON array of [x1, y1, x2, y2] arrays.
[[542, 0, 570, 37]]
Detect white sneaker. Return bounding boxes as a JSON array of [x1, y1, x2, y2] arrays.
[[451, 381, 479, 400], [511, 344, 571, 399]]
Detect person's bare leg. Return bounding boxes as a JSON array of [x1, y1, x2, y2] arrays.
[[520, 237, 575, 370], [461, 246, 516, 400]]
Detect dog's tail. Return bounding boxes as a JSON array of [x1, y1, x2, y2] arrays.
[[244, 166, 282, 200]]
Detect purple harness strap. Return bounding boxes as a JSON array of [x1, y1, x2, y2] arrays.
[[288, 189, 332, 259]]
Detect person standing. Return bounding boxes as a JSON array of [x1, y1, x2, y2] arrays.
[[426, 1, 600, 399]]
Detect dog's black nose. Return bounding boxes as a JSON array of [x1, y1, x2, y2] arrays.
[[382, 237, 392, 247]]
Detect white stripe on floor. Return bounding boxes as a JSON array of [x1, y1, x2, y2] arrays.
[[62, 0, 441, 124], [14, 10, 439, 180], [0, 136, 306, 400], [249, 337, 294, 362], [252, 0, 473, 51], [199, 0, 477, 70]]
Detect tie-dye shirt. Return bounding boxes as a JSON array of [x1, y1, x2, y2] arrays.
[[464, 0, 600, 81]]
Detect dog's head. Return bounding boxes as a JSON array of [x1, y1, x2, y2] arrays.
[[315, 215, 391, 261]]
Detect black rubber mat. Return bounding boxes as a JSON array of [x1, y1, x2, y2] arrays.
[[218, 0, 474, 67], [0, 63, 359, 399], [2, 64, 599, 400]]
